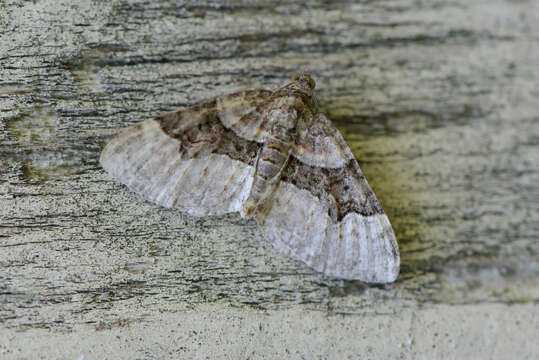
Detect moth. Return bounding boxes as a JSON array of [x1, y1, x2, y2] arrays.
[[100, 73, 400, 283]]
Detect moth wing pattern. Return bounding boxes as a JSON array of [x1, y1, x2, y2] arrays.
[[255, 184, 399, 283], [256, 112, 400, 283], [215, 88, 275, 142], [101, 74, 400, 283], [100, 99, 260, 217], [293, 113, 352, 168]]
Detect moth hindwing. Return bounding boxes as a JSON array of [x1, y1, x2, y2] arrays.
[[100, 73, 400, 283]]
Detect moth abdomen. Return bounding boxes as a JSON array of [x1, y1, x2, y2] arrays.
[[242, 136, 294, 218]]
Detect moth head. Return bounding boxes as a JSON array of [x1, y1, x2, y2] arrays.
[[292, 73, 316, 91]]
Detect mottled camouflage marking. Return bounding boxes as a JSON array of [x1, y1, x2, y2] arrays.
[[155, 76, 385, 222], [101, 73, 400, 282], [154, 97, 260, 164]]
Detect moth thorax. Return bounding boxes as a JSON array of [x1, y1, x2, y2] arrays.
[[268, 106, 296, 127], [268, 106, 298, 143]]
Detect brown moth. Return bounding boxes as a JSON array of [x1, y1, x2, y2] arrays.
[[100, 73, 400, 283]]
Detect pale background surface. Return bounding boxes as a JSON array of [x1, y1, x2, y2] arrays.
[[1, 0, 538, 359]]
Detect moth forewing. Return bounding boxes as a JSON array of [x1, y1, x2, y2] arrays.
[[293, 113, 350, 169], [100, 73, 400, 283]]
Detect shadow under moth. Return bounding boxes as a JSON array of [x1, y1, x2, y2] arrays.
[[100, 73, 400, 283]]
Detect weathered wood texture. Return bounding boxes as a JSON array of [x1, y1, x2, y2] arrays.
[[1, 0, 538, 358]]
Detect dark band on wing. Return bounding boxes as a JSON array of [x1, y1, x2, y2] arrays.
[[281, 157, 384, 221], [155, 107, 261, 166], [154, 98, 383, 222]]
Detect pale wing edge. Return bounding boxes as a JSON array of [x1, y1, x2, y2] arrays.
[[100, 118, 253, 217], [256, 177, 400, 283]]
